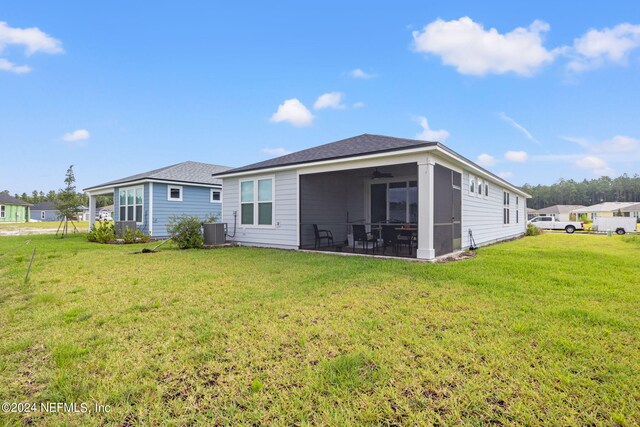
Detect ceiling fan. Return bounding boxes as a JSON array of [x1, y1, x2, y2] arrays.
[[371, 168, 393, 179]]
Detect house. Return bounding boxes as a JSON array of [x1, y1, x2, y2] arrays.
[[532, 205, 585, 222], [83, 161, 230, 237], [572, 202, 640, 220], [526, 208, 537, 221], [621, 203, 640, 220], [30, 201, 60, 222], [213, 134, 530, 260], [0, 193, 30, 223]]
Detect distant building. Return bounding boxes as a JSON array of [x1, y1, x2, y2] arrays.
[[30, 201, 60, 222], [0, 193, 30, 223], [572, 202, 640, 220], [533, 205, 586, 222]]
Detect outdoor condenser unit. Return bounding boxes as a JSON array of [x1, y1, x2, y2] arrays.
[[115, 221, 136, 238], [203, 223, 226, 245]]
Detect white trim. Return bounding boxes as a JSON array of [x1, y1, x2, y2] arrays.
[[149, 182, 154, 236], [167, 185, 183, 202], [214, 144, 530, 198], [238, 175, 276, 229], [296, 171, 300, 248], [84, 178, 221, 194], [210, 188, 222, 203], [0, 206, 5, 218], [40, 211, 45, 220]]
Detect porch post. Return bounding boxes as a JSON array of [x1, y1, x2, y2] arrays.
[[88, 192, 96, 230], [417, 156, 435, 260]]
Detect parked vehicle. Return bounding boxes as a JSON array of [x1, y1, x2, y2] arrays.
[[528, 215, 584, 234], [592, 217, 637, 235]]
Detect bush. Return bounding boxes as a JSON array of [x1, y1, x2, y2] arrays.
[[166, 215, 204, 249], [123, 227, 150, 244], [86, 221, 116, 243], [579, 214, 592, 224], [526, 224, 542, 236]]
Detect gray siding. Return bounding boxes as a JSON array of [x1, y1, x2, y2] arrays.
[[222, 170, 298, 249], [461, 171, 526, 248], [30, 209, 59, 221], [151, 183, 221, 237]]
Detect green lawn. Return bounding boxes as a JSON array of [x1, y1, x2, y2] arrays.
[[0, 221, 89, 230], [0, 233, 638, 425]]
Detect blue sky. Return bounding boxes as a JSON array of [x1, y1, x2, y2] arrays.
[[1, 1, 639, 193]]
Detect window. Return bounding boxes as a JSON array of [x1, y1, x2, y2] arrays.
[[119, 186, 144, 223], [240, 177, 274, 226], [485, 182, 489, 197], [41, 211, 45, 220], [210, 189, 221, 202], [516, 196, 519, 223], [370, 181, 418, 224], [503, 191, 510, 224], [470, 177, 475, 193], [0, 206, 5, 218], [167, 185, 183, 201]]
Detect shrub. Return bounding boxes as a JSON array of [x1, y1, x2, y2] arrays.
[[526, 224, 542, 236], [123, 227, 150, 244], [86, 221, 116, 243], [203, 213, 221, 223], [579, 214, 592, 224], [166, 215, 204, 249]]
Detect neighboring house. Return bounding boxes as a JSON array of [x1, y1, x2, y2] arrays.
[[213, 134, 530, 260], [83, 161, 230, 237], [77, 206, 91, 222], [0, 193, 30, 223], [572, 202, 640, 220], [527, 208, 537, 221], [533, 205, 585, 222], [621, 203, 640, 219], [30, 201, 60, 222]]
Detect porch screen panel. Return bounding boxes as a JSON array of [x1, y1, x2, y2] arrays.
[[408, 181, 418, 223], [388, 182, 408, 222], [370, 184, 386, 223]]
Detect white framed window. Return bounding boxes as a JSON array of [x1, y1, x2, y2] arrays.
[[477, 180, 483, 197], [167, 185, 183, 201], [240, 177, 274, 227], [0, 206, 5, 218], [41, 211, 45, 220], [119, 186, 144, 223], [470, 176, 476, 194], [210, 189, 221, 203], [485, 181, 489, 197]]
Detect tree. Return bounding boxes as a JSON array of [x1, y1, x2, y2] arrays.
[[54, 165, 83, 237]]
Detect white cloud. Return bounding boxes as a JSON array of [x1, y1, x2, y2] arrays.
[[505, 150, 528, 162], [568, 23, 640, 72], [353, 101, 365, 109], [349, 68, 376, 79], [412, 17, 556, 76], [0, 21, 64, 55], [0, 58, 30, 74], [498, 112, 539, 144], [0, 21, 63, 74], [498, 171, 513, 179], [62, 129, 90, 142], [575, 155, 614, 176], [594, 135, 640, 153], [270, 98, 314, 127], [313, 92, 345, 110], [477, 153, 497, 167], [415, 116, 449, 142], [262, 147, 292, 157]]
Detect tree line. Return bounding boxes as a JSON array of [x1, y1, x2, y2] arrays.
[[522, 174, 640, 210]]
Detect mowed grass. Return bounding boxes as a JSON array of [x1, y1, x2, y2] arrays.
[[0, 221, 89, 230], [0, 233, 638, 426]]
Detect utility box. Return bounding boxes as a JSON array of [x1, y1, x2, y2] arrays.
[[115, 221, 136, 238], [203, 223, 226, 245]]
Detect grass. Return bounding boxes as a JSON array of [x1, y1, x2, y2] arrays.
[[0, 221, 89, 230], [0, 233, 638, 425]]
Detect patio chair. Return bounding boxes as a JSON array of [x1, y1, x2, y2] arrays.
[[352, 224, 378, 254], [313, 224, 334, 248], [380, 225, 399, 256]]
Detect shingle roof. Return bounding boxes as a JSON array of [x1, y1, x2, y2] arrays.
[[0, 193, 30, 206], [84, 161, 231, 191], [31, 202, 57, 211], [621, 203, 640, 212], [572, 202, 639, 213], [214, 134, 437, 175], [534, 205, 586, 215]]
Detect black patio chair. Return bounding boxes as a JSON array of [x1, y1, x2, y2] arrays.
[[352, 224, 378, 254], [380, 225, 399, 256], [313, 224, 333, 248]]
